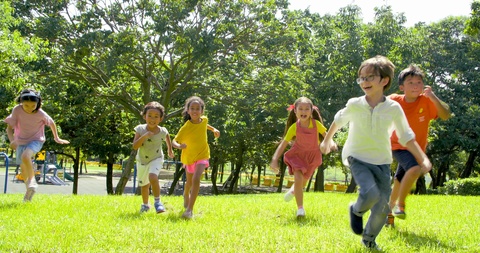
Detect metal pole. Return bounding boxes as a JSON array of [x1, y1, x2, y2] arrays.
[[1, 152, 9, 193]]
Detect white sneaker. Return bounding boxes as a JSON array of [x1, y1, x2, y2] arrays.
[[182, 210, 193, 219], [283, 188, 295, 202], [296, 208, 306, 218], [23, 179, 38, 202]]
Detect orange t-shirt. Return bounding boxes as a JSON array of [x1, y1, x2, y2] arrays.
[[390, 94, 437, 151]]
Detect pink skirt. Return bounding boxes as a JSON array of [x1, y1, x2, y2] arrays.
[[284, 149, 322, 179]]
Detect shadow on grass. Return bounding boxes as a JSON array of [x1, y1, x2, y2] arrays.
[[392, 230, 456, 252], [117, 209, 187, 222], [0, 201, 22, 210], [278, 214, 325, 227]]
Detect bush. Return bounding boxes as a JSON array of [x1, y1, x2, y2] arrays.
[[440, 177, 480, 196]]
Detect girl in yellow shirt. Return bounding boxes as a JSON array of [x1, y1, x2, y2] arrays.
[[173, 96, 220, 219]]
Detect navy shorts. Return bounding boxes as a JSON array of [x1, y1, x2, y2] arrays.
[[392, 150, 419, 182]]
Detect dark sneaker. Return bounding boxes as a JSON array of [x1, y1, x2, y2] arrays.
[[154, 201, 166, 213], [362, 240, 380, 250], [385, 214, 395, 228], [393, 205, 406, 219], [140, 204, 150, 213], [349, 204, 363, 235]]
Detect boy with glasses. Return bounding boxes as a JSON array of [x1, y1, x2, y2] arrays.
[[320, 56, 431, 249]]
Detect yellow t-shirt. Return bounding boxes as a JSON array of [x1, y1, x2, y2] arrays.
[[284, 120, 327, 143], [173, 116, 210, 165]]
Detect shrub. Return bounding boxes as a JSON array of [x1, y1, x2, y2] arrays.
[[441, 177, 480, 196]]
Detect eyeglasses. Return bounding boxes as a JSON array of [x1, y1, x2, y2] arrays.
[[356, 75, 379, 84]]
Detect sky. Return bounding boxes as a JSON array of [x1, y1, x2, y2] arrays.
[[288, 0, 473, 27]]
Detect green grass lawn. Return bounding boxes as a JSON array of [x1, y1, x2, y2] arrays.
[[0, 192, 478, 252]]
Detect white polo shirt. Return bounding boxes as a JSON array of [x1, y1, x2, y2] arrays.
[[334, 96, 415, 166]]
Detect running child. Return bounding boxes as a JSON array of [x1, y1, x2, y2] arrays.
[[320, 56, 432, 249], [386, 64, 451, 227], [270, 97, 334, 218], [172, 96, 220, 219], [4, 89, 70, 202], [133, 101, 174, 213]]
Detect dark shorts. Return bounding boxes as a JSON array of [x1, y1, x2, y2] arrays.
[[392, 150, 419, 182]]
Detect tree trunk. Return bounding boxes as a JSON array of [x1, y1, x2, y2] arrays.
[[276, 162, 286, 193], [434, 160, 449, 188], [314, 164, 326, 192], [459, 150, 477, 178], [115, 149, 137, 195], [169, 163, 184, 195], [220, 163, 224, 183], [414, 175, 426, 194], [72, 147, 80, 195], [229, 162, 242, 194], [257, 165, 261, 187], [106, 152, 114, 195], [346, 177, 356, 193], [210, 157, 219, 195]]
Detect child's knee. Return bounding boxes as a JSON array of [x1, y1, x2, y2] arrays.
[[363, 185, 381, 202]]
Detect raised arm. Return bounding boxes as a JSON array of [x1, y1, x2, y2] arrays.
[[165, 135, 175, 158], [207, 124, 220, 138], [49, 121, 70, 144], [6, 125, 17, 149], [269, 140, 289, 174], [424, 85, 451, 120], [320, 122, 340, 154], [132, 131, 153, 150]]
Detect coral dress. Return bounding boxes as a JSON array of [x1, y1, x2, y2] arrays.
[[284, 119, 322, 179]]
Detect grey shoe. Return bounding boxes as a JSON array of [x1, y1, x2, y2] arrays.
[[154, 201, 165, 213], [140, 204, 150, 213]]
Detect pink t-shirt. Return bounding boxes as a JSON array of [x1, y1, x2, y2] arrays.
[[4, 105, 54, 145]]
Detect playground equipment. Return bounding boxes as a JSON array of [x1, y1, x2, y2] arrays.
[[13, 151, 73, 186], [37, 151, 72, 185]]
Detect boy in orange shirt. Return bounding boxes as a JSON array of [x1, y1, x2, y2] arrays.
[[387, 65, 451, 227]]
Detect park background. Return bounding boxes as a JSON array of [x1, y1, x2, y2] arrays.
[[1, 0, 480, 252], [1, 0, 479, 196]]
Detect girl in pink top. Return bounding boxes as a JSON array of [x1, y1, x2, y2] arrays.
[[4, 89, 69, 202], [270, 97, 336, 218], [172, 96, 220, 219]]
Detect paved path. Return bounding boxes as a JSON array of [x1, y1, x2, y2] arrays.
[[0, 170, 176, 196]]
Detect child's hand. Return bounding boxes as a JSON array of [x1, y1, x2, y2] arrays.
[[423, 85, 435, 99], [168, 150, 175, 159], [269, 160, 279, 174], [144, 131, 155, 138], [178, 143, 187, 149], [213, 129, 220, 138], [9, 141, 17, 150], [420, 158, 432, 175], [329, 141, 338, 152], [320, 140, 330, 154], [55, 138, 70, 145]]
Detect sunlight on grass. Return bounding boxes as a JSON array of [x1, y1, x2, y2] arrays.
[[0, 193, 478, 252]]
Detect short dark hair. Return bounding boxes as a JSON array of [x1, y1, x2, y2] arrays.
[[142, 102, 165, 118], [398, 64, 425, 86]]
